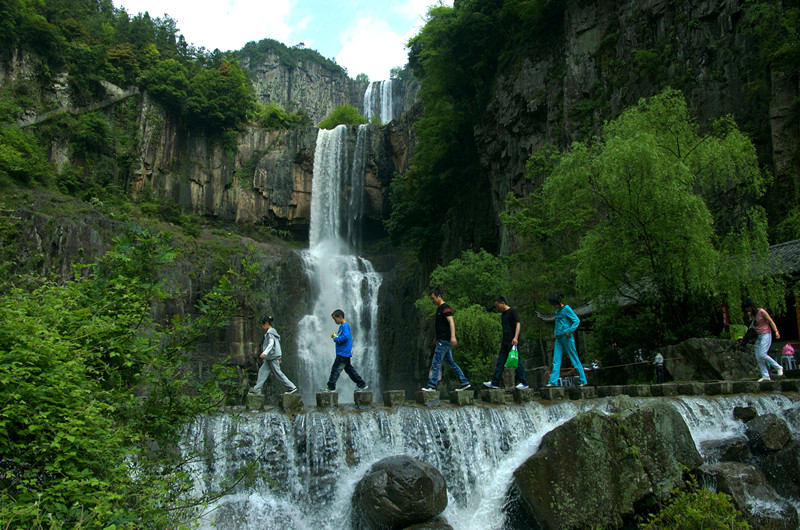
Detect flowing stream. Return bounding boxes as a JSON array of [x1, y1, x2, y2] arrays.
[[183, 394, 800, 529], [294, 124, 381, 403]]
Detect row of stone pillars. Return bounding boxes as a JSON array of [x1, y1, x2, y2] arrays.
[[244, 379, 799, 413]]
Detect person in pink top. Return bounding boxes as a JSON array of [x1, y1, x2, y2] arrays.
[[742, 298, 783, 381]]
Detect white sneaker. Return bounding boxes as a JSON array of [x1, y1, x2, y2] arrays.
[[758, 377, 770, 382], [777, 366, 784, 377], [483, 381, 499, 389], [421, 386, 436, 392], [515, 383, 529, 389]]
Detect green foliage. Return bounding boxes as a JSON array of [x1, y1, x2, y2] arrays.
[[538, 88, 777, 338], [389, 0, 569, 255], [138, 197, 203, 238], [72, 112, 111, 155], [138, 58, 190, 112], [355, 73, 369, 83], [0, 226, 259, 528], [251, 102, 310, 130], [0, 127, 54, 187], [640, 473, 751, 529], [185, 58, 255, 134], [451, 304, 502, 382], [318, 104, 368, 129], [425, 249, 510, 310], [416, 249, 510, 381], [235, 38, 345, 76]]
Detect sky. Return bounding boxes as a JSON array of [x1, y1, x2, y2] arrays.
[[114, 0, 453, 81]]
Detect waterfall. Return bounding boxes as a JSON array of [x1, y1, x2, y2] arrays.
[[182, 394, 800, 529], [362, 80, 393, 124], [295, 124, 381, 403]]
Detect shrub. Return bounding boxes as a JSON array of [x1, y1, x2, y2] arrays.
[[0, 126, 53, 186], [318, 104, 367, 129]]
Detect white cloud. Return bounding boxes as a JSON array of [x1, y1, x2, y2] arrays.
[[393, 0, 453, 37], [117, 0, 295, 51], [335, 16, 408, 80]]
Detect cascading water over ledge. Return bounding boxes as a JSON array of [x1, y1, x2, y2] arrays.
[[182, 393, 800, 529]]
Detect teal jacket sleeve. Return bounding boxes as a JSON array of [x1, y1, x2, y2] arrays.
[[562, 305, 580, 334]]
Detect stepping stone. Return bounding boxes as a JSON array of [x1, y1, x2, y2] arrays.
[[759, 380, 782, 392], [677, 382, 705, 395], [539, 387, 566, 401], [480, 388, 506, 404], [415, 390, 440, 405], [513, 387, 535, 403], [597, 385, 624, 397], [280, 392, 304, 413], [650, 384, 678, 397], [316, 391, 338, 408], [623, 384, 651, 397], [732, 381, 760, 394], [781, 379, 800, 392], [354, 391, 373, 407], [246, 393, 265, 410], [568, 386, 597, 400], [382, 390, 406, 406], [705, 382, 733, 395], [450, 390, 474, 405]]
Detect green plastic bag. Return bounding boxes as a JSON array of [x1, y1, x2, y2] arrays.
[[505, 345, 519, 368]]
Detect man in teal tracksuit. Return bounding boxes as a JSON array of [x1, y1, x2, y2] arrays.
[[547, 293, 588, 386]]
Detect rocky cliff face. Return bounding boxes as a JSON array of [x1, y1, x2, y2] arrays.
[[478, 0, 790, 254], [240, 50, 366, 125], [129, 96, 412, 236]]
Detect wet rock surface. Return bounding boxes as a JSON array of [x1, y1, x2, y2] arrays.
[[745, 413, 791, 454], [352, 455, 448, 530]]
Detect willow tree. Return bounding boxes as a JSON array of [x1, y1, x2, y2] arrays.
[[542, 88, 781, 340]]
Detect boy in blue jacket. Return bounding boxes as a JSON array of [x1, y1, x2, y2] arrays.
[[325, 309, 368, 392]]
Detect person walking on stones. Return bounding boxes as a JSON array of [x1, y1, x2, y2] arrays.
[[325, 309, 369, 392], [742, 298, 783, 382], [484, 296, 529, 389], [653, 350, 665, 384], [251, 316, 298, 395], [546, 293, 588, 387], [422, 288, 472, 392]]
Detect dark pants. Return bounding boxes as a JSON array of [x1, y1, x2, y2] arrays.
[[491, 343, 528, 386], [327, 355, 365, 390], [656, 365, 665, 384]]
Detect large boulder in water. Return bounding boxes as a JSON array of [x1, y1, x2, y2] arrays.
[[760, 441, 800, 501], [512, 400, 702, 529], [745, 414, 791, 454], [352, 455, 447, 530], [698, 462, 798, 529], [661, 338, 757, 381]]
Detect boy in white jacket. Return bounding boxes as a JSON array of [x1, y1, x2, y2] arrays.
[[251, 316, 298, 394]]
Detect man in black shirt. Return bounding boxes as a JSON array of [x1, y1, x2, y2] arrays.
[[484, 296, 530, 389], [422, 287, 472, 392]]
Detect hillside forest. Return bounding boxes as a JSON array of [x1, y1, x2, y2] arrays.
[[1, 0, 799, 527]]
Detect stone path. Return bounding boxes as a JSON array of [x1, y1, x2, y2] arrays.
[[243, 379, 800, 413]]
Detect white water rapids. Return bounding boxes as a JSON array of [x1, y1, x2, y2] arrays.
[[183, 394, 800, 529]]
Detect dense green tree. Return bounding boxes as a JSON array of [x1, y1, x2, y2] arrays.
[[539, 88, 780, 337], [0, 227, 259, 528], [318, 104, 367, 129], [139, 58, 190, 112], [185, 58, 254, 133], [417, 249, 510, 382]]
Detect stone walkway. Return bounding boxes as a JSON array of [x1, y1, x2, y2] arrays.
[[243, 379, 800, 414]]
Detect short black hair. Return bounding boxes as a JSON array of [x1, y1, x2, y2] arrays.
[[428, 287, 442, 298], [260, 315, 274, 325], [548, 293, 563, 305], [741, 298, 756, 310], [331, 309, 345, 319], [494, 296, 507, 304]]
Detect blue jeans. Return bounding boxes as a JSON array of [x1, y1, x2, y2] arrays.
[[427, 340, 469, 389], [327, 355, 365, 390], [490, 343, 528, 386], [548, 334, 587, 386]]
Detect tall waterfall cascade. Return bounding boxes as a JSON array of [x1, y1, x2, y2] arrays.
[[183, 394, 800, 529], [294, 124, 381, 403], [363, 80, 393, 124]]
